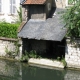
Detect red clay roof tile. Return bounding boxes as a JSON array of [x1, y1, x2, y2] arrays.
[[24, 0, 46, 5]]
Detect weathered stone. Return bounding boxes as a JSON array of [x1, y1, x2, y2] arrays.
[[0, 39, 22, 60], [66, 38, 80, 69], [73, 59, 77, 62], [65, 57, 69, 61], [28, 58, 64, 69]]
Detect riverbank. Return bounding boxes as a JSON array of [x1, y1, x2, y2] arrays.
[[0, 56, 65, 69], [0, 56, 19, 62], [1, 56, 80, 71]]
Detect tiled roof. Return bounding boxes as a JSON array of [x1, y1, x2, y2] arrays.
[[18, 8, 67, 41], [23, 0, 46, 5]]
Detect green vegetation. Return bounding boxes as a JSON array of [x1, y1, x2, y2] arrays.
[[0, 6, 22, 38], [61, 58, 67, 67], [56, 56, 66, 67], [68, 0, 76, 5], [20, 50, 66, 67], [0, 22, 19, 38], [62, 1, 80, 38], [20, 50, 41, 62]]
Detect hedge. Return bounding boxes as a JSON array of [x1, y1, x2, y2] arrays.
[[0, 22, 20, 38]]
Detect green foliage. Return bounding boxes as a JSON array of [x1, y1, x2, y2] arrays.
[[0, 22, 19, 38], [56, 56, 66, 67], [68, 0, 77, 5], [21, 51, 29, 62], [29, 50, 37, 58], [62, 1, 80, 38], [20, 50, 41, 62], [61, 58, 67, 67]]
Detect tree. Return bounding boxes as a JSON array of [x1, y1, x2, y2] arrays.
[[62, 1, 80, 38]]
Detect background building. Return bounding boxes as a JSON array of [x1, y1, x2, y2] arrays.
[[0, 0, 23, 23]]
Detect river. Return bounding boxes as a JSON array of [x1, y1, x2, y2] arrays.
[[0, 59, 80, 80]]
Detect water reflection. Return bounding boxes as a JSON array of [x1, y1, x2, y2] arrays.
[[0, 59, 80, 80], [22, 65, 65, 80], [64, 70, 80, 80], [0, 59, 22, 80]]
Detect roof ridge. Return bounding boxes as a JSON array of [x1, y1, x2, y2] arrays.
[[23, 0, 46, 5]]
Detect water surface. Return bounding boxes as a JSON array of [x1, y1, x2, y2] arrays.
[[0, 59, 80, 80]]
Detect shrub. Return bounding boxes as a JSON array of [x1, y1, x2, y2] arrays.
[[62, 1, 80, 38], [0, 22, 20, 38]]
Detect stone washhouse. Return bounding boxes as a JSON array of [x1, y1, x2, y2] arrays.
[[18, 0, 67, 59], [18, 0, 80, 69]]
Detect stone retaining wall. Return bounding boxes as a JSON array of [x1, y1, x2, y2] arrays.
[[65, 38, 80, 68], [0, 37, 22, 60]]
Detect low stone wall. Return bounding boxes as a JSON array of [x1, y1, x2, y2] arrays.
[[0, 37, 22, 60], [65, 38, 80, 68]]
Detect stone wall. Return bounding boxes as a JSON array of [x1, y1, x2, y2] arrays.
[[65, 38, 80, 68], [0, 37, 22, 60]]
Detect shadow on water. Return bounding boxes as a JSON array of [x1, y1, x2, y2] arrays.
[[0, 59, 80, 80]]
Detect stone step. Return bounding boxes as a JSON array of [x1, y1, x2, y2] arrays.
[[28, 58, 64, 69]]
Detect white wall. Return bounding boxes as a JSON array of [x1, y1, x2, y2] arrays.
[[65, 38, 80, 69], [0, 0, 21, 23], [55, 0, 68, 8]]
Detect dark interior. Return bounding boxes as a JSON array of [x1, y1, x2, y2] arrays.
[[22, 38, 66, 60]]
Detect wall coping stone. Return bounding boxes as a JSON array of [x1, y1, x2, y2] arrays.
[[0, 37, 18, 41]]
